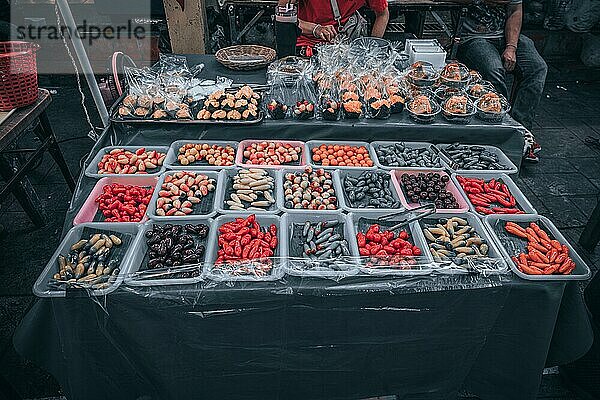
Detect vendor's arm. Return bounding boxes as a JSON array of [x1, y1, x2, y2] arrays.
[[367, 0, 389, 37], [371, 8, 389, 37], [502, 2, 522, 71], [298, 19, 337, 42]]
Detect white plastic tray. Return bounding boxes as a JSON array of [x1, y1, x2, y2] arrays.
[[417, 211, 508, 274], [437, 143, 518, 175], [451, 172, 537, 216], [33, 222, 140, 297], [205, 213, 286, 281], [84, 145, 169, 178], [164, 140, 238, 170], [371, 141, 446, 171], [334, 169, 403, 213], [284, 212, 359, 279], [484, 214, 591, 281], [304, 140, 377, 170], [276, 168, 341, 214], [124, 217, 213, 286], [347, 211, 434, 276], [146, 170, 219, 220], [216, 168, 279, 214]]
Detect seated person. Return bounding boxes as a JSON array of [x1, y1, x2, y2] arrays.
[[296, 0, 389, 54], [453, 0, 547, 133]]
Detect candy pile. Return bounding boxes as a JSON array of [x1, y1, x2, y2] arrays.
[[456, 176, 523, 215], [143, 223, 209, 279], [176, 143, 235, 167], [356, 224, 422, 268], [215, 214, 278, 277], [374, 142, 441, 168], [51, 232, 123, 289], [283, 167, 337, 210], [343, 170, 400, 209], [310, 143, 373, 167], [293, 99, 315, 119], [226, 168, 275, 211], [399, 172, 460, 209], [294, 220, 351, 271], [96, 147, 165, 175], [422, 217, 489, 265], [242, 141, 302, 166], [443, 143, 508, 170], [96, 183, 153, 222], [505, 221, 575, 275], [155, 172, 216, 216]]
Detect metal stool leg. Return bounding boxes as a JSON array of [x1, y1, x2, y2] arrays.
[[34, 111, 76, 192], [579, 199, 600, 251]]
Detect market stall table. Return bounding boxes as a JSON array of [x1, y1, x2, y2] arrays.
[[13, 56, 592, 400]]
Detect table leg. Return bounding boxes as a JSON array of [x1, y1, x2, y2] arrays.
[[579, 199, 600, 251], [0, 155, 46, 227], [34, 111, 76, 192]]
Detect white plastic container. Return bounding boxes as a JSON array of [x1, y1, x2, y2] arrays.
[[451, 172, 537, 216], [334, 169, 403, 213], [347, 211, 434, 276], [437, 143, 518, 175], [216, 168, 279, 214], [418, 212, 508, 274], [146, 170, 219, 219], [284, 212, 359, 279], [371, 141, 446, 171], [84, 145, 169, 178], [164, 140, 238, 170], [304, 140, 378, 170], [33, 222, 140, 297], [276, 168, 341, 214], [124, 217, 213, 286], [484, 214, 591, 281], [205, 213, 285, 281]]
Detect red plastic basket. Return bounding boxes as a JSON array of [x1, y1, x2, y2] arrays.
[[0, 41, 40, 111]]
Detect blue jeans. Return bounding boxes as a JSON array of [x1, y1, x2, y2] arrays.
[[457, 35, 548, 131]]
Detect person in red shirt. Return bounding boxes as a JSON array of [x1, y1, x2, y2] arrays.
[[296, 0, 389, 49]]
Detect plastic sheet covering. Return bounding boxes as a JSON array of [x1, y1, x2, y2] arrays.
[[13, 55, 594, 400]]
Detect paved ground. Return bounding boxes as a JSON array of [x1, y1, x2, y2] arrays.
[[0, 72, 599, 399]]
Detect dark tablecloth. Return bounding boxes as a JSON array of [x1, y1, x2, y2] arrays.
[[13, 56, 593, 400]]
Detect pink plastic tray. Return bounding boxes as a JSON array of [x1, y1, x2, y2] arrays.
[[73, 175, 159, 225], [235, 139, 307, 169], [390, 169, 469, 213]]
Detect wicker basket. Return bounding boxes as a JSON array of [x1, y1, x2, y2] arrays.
[[215, 45, 276, 71], [0, 41, 40, 111]]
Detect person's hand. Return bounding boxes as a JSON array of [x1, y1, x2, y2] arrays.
[[315, 24, 337, 42], [502, 46, 517, 71], [482, 0, 510, 6]]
